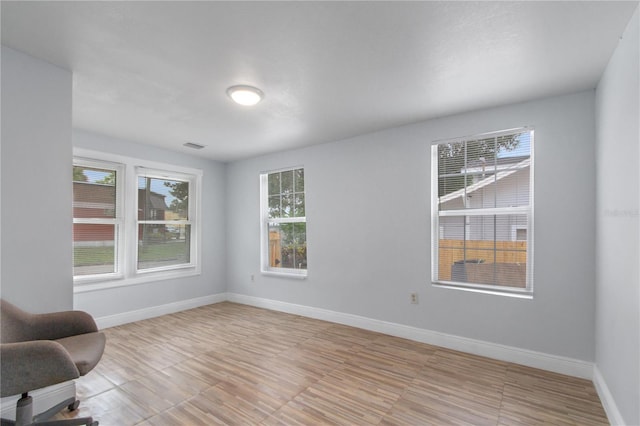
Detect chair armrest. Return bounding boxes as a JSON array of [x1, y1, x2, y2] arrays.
[[0, 341, 80, 398], [31, 310, 99, 340]]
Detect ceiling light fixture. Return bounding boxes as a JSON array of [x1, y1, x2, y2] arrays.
[[226, 85, 264, 106]]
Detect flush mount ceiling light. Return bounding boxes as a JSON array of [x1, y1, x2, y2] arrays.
[[226, 85, 264, 106]]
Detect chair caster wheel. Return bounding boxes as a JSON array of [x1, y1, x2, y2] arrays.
[[68, 400, 80, 411]]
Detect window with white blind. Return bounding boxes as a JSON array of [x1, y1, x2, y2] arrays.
[[260, 167, 307, 277], [73, 158, 124, 280], [73, 151, 202, 287], [431, 128, 534, 295]]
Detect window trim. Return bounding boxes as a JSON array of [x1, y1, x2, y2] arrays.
[[430, 127, 534, 297], [259, 166, 308, 278], [73, 148, 202, 292]]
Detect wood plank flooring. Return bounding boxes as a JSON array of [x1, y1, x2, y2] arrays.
[[57, 302, 608, 425]]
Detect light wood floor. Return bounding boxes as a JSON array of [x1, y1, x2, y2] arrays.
[[58, 302, 609, 425]]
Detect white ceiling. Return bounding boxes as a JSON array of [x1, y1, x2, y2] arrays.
[[1, 1, 637, 162]]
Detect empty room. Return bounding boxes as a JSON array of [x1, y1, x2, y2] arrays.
[[1, 1, 638, 425]]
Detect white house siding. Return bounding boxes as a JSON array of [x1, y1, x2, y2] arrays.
[[440, 167, 530, 241]]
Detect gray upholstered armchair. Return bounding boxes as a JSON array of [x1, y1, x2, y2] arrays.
[[0, 299, 105, 426]]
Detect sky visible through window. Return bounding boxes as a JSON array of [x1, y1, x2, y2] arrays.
[[498, 131, 531, 158]]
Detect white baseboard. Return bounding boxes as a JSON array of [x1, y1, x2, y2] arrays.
[[33, 293, 616, 424], [227, 293, 594, 380], [94, 293, 227, 329], [93, 292, 594, 380], [593, 366, 626, 425], [0, 381, 76, 420]]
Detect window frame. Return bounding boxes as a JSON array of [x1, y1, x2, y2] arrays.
[[430, 127, 534, 297], [73, 148, 202, 291], [135, 167, 198, 274], [260, 166, 307, 278], [72, 157, 125, 283]]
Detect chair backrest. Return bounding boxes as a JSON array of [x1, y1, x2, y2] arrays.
[[0, 299, 35, 344]]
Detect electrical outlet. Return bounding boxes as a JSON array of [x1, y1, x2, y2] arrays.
[[410, 293, 419, 304]]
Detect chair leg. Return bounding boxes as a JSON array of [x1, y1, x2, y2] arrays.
[[33, 418, 97, 426], [15, 394, 33, 426], [31, 397, 98, 426], [32, 398, 76, 424], [1, 393, 98, 426]]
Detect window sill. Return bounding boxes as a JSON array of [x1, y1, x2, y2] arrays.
[[432, 281, 533, 299], [261, 270, 307, 280], [74, 268, 200, 293]]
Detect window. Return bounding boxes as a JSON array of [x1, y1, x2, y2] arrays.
[[260, 167, 307, 277], [73, 159, 124, 279], [73, 151, 202, 287], [137, 170, 195, 272], [431, 128, 533, 295]]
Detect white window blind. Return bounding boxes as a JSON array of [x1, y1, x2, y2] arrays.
[[73, 159, 124, 279], [432, 128, 534, 294]]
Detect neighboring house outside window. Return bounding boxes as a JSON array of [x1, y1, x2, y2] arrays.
[[260, 167, 307, 277], [431, 128, 534, 296], [73, 151, 202, 288]]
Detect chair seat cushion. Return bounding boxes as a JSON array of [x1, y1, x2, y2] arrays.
[[0, 341, 80, 397], [56, 332, 106, 376]]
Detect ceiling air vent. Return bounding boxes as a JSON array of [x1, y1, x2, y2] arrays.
[[183, 142, 205, 150]]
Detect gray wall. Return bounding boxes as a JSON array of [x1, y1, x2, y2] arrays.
[[72, 129, 228, 319], [3, 37, 636, 422], [1, 45, 229, 322], [1, 46, 73, 313], [227, 91, 597, 361], [595, 6, 640, 426]]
